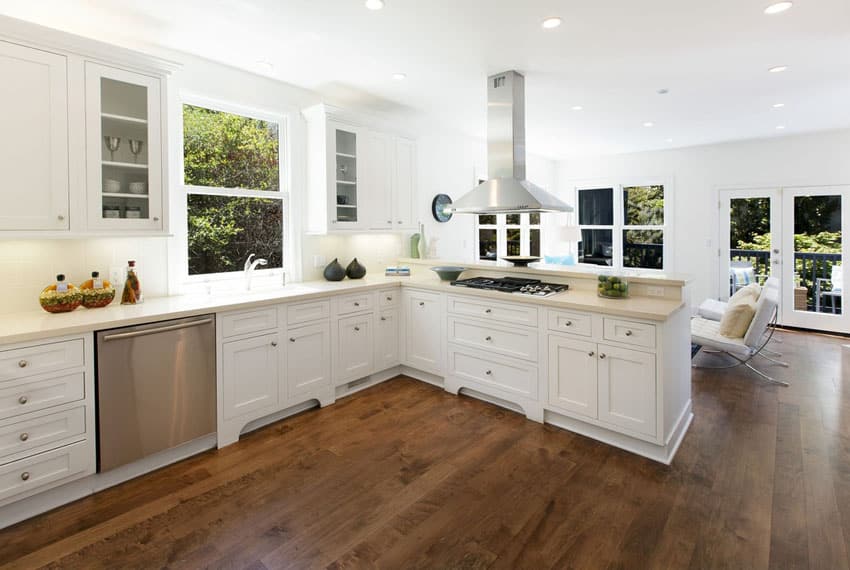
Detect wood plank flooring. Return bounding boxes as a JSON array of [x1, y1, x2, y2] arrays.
[[1, 329, 848, 569]]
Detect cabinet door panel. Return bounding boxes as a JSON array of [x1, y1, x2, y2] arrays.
[[0, 41, 68, 230], [404, 291, 443, 375], [328, 122, 366, 230], [597, 344, 656, 436], [375, 309, 399, 370], [286, 323, 330, 400], [365, 133, 393, 230], [334, 314, 374, 384], [548, 336, 598, 419], [221, 334, 279, 420], [393, 138, 416, 229]]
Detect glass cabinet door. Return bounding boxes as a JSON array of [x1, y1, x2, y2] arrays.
[[331, 125, 361, 227], [85, 62, 163, 230]]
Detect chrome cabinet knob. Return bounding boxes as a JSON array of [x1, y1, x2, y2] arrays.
[[57, 214, 65, 221], [485, 336, 492, 342], [271, 341, 278, 347], [18, 396, 28, 405], [588, 351, 595, 357], [20, 472, 30, 481], [485, 309, 492, 314], [397, 221, 402, 224], [564, 321, 573, 327], [625, 330, 633, 337], [386, 296, 392, 301], [419, 302, 425, 307], [19, 433, 29, 442], [153, 216, 160, 222], [354, 326, 360, 332], [18, 360, 28, 368], [599, 353, 607, 359], [354, 302, 360, 307], [485, 370, 492, 376], [387, 220, 392, 224], [380, 317, 387, 321], [289, 337, 296, 343]]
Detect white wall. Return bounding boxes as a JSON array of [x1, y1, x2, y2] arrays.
[[555, 129, 850, 304]]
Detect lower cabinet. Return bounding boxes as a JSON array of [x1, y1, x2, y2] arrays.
[[548, 335, 656, 437], [221, 333, 280, 420], [375, 308, 399, 370], [286, 322, 331, 400], [334, 313, 374, 385], [403, 289, 443, 375]]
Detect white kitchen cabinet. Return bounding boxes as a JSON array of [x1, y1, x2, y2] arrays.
[[0, 41, 69, 231], [365, 133, 394, 230], [221, 333, 280, 421], [548, 336, 598, 419], [85, 62, 164, 231], [392, 137, 416, 229], [334, 314, 374, 385], [403, 289, 444, 375], [597, 344, 656, 437], [286, 322, 331, 400], [375, 308, 400, 370]]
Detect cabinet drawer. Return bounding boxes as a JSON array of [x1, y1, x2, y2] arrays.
[[547, 309, 594, 337], [378, 288, 399, 308], [0, 441, 90, 504], [448, 346, 538, 399], [336, 292, 374, 315], [220, 308, 278, 339], [447, 317, 538, 362], [286, 300, 330, 326], [447, 295, 538, 327], [0, 372, 85, 419], [603, 318, 656, 349], [0, 340, 84, 381], [0, 406, 86, 462]]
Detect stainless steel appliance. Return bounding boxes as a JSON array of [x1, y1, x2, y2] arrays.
[[95, 315, 216, 472], [451, 277, 568, 297]]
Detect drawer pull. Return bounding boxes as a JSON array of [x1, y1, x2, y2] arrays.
[[19, 432, 29, 441], [625, 330, 633, 337], [380, 317, 387, 321], [484, 308, 492, 314], [354, 302, 360, 307], [354, 326, 360, 332], [599, 353, 607, 359], [21, 472, 30, 481], [18, 360, 28, 368], [588, 351, 595, 357], [419, 302, 425, 307], [485, 336, 492, 342], [386, 296, 393, 301], [18, 395, 28, 405], [289, 337, 296, 343], [485, 370, 492, 376], [271, 341, 278, 347], [564, 321, 573, 327]]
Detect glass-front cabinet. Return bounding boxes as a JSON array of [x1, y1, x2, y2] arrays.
[[85, 62, 163, 231], [328, 122, 364, 229]]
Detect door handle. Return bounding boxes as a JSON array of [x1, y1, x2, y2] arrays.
[[354, 326, 360, 332], [102, 318, 214, 341]]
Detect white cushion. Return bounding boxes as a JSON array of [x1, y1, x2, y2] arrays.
[[691, 317, 751, 358], [731, 283, 761, 303], [698, 298, 727, 321], [743, 286, 779, 347]]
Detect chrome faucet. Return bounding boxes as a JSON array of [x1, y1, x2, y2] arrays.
[[244, 254, 268, 291]]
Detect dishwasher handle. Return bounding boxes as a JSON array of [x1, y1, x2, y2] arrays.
[[102, 317, 214, 342]]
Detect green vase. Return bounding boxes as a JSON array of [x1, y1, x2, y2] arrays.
[[410, 233, 421, 258]]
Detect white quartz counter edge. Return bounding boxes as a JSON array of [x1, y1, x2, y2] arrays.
[[0, 277, 684, 346]]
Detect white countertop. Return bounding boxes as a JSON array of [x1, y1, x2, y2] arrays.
[[0, 276, 685, 346]]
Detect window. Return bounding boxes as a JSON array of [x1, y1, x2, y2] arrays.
[[183, 103, 285, 277], [476, 213, 541, 260], [577, 184, 667, 270]]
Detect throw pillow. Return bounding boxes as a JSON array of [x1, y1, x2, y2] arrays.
[[719, 298, 757, 338]]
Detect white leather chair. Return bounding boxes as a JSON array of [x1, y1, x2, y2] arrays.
[[691, 285, 789, 386], [698, 277, 779, 321]]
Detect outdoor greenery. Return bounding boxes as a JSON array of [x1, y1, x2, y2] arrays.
[[623, 186, 664, 269], [184, 105, 283, 275]]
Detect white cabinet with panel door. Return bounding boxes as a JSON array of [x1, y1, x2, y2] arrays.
[[220, 333, 280, 422], [0, 41, 69, 231], [403, 289, 444, 375], [548, 336, 598, 419], [285, 322, 331, 400], [333, 314, 374, 385], [392, 137, 416, 229], [597, 344, 656, 437], [375, 308, 400, 370]]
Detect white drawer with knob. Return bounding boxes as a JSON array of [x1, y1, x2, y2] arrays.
[[378, 288, 399, 308], [0, 340, 84, 382], [0, 440, 90, 504], [286, 300, 330, 326], [0, 372, 85, 420], [447, 316, 538, 362], [447, 295, 538, 327], [220, 308, 278, 339], [547, 309, 594, 338], [603, 318, 656, 349], [335, 292, 374, 316], [447, 346, 538, 399], [0, 406, 86, 462]]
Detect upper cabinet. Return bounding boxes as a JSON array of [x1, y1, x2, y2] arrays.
[[85, 63, 163, 231], [303, 104, 417, 234], [0, 19, 174, 237], [0, 41, 69, 231]]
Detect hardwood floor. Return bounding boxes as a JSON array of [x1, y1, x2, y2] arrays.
[[1, 329, 848, 569]]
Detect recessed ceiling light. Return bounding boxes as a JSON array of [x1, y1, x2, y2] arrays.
[[542, 17, 562, 29], [772, 102, 785, 108], [768, 65, 788, 73], [571, 105, 583, 111], [643, 122, 655, 128], [365, 0, 384, 10], [776, 125, 786, 130], [392, 73, 407, 81], [764, 1, 793, 15], [657, 88, 669, 95]]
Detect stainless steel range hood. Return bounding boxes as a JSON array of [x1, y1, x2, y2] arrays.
[[451, 70, 572, 215]]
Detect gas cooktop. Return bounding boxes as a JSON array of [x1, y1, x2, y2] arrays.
[[450, 276, 568, 297]]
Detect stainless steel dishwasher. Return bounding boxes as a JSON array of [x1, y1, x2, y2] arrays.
[[95, 314, 216, 472]]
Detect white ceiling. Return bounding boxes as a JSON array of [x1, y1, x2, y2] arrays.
[[2, 0, 850, 159]]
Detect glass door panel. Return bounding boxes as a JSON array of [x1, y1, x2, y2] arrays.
[[334, 128, 358, 224]]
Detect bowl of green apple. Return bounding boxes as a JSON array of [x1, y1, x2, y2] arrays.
[[597, 273, 630, 299]]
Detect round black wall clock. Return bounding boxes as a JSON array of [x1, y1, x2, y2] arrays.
[[431, 194, 453, 222]]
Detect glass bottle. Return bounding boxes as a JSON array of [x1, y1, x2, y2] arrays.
[[120, 260, 143, 305]]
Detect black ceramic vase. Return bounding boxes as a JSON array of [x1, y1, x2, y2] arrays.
[[346, 258, 366, 279], [323, 258, 346, 281]]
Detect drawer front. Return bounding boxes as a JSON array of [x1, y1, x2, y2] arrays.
[[0, 340, 84, 381], [286, 300, 330, 326], [547, 309, 594, 337], [448, 347, 538, 399], [447, 317, 538, 361], [336, 292, 374, 315], [0, 406, 86, 462], [0, 441, 90, 503], [0, 372, 85, 419], [447, 295, 538, 327], [603, 318, 656, 349], [378, 288, 399, 308], [220, 308, 278, 339]]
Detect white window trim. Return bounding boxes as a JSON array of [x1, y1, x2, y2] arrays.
[[574, 178, 673, 272], [177, 93, 293, 285], [474, 214, 543, 260]]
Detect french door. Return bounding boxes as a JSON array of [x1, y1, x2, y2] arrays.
[[719, 186, 848, 333]]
